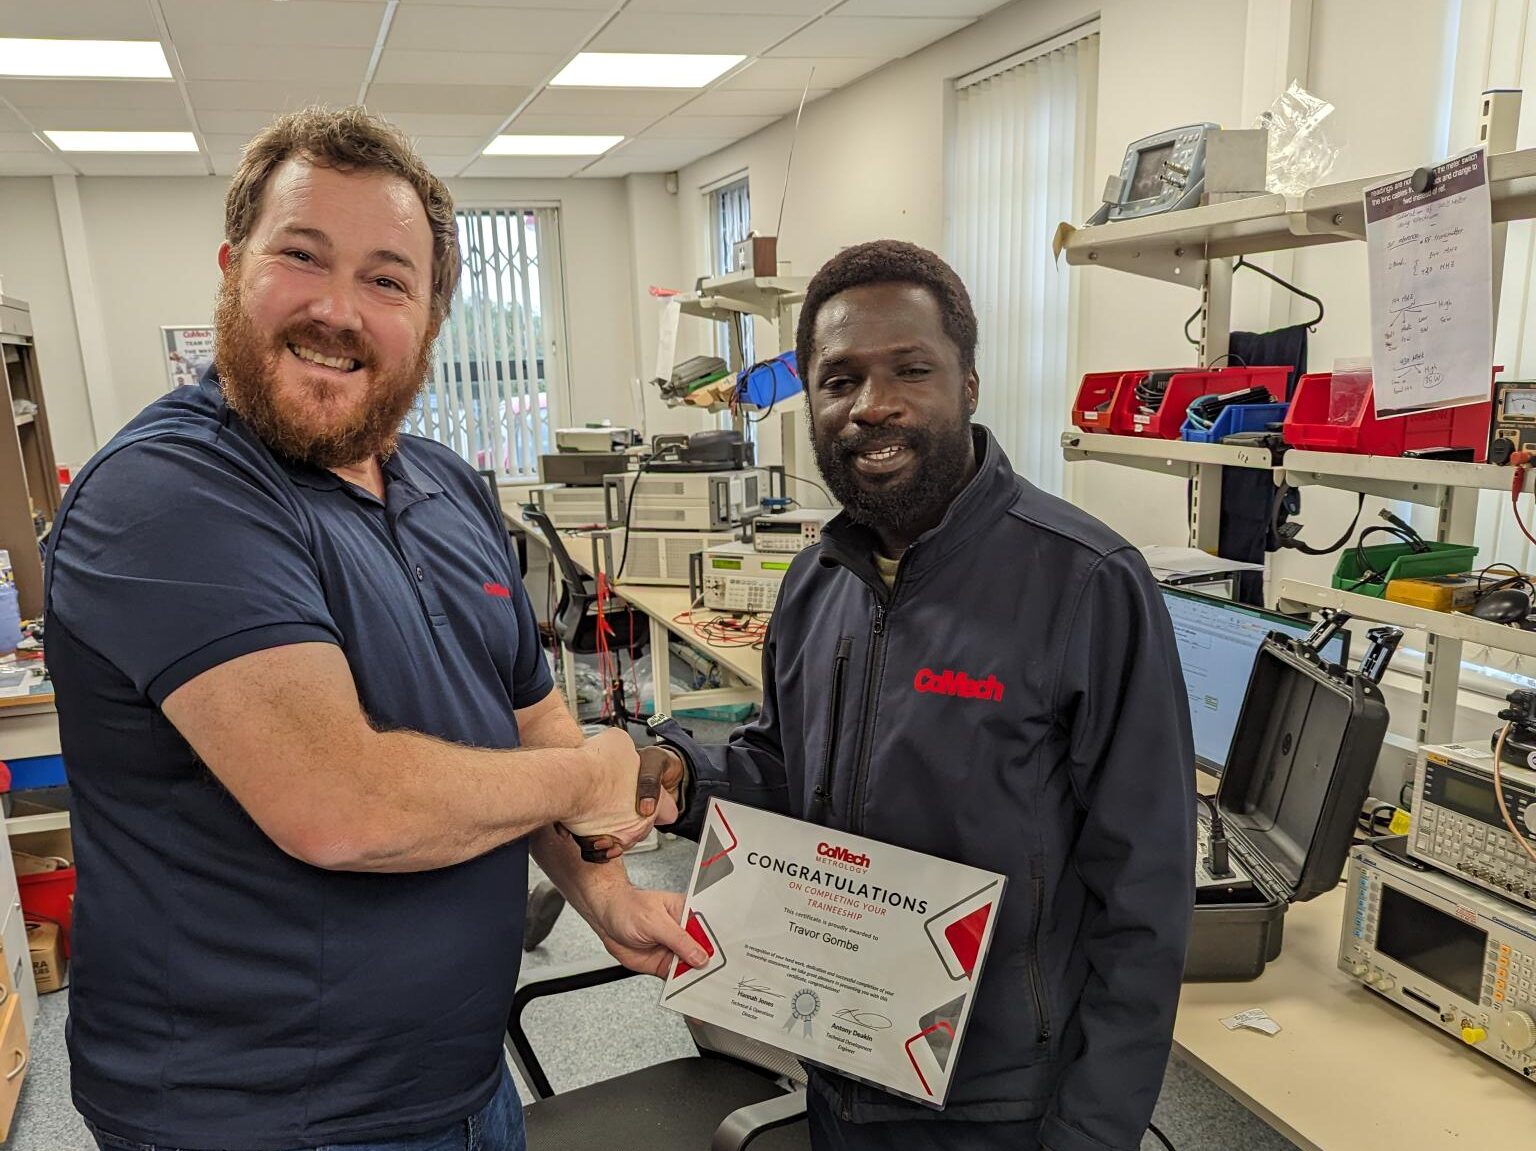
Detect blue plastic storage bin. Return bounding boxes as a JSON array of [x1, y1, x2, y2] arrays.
[[736, 350, 802, 410], [1181, 401, 1290, 444]]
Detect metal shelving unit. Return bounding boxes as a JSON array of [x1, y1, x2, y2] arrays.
[[674, 273, 807, 324], [1058, 134, 1536, 743], [667, 272, 807, 415]]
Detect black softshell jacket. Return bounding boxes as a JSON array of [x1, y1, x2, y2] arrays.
[[656, 426, 1196, 1151]]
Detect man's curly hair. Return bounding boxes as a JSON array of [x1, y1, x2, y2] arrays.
[[795, 240, 977, 382]]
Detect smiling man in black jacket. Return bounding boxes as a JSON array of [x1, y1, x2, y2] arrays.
[[627, 240, 1193, 1150]]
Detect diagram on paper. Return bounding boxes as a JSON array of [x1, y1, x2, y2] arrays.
[[1364, 148, 1492, 418]]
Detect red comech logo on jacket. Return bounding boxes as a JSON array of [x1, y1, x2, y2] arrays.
[[483, 581, 512, 598], [913, 667, 1005, 702]]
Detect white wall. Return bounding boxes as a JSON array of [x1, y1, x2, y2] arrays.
[[660, 0, 1098, 486], [0, 172, 639, 461], [2, 0, 1527, 513], [0, 179, 92, 469], [77, 178, 227, 439], [635, 0, 1507, 568]]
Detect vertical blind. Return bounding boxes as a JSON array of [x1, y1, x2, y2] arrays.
[[403, 206, 567, 479], [946, 28, 1099, 496], [1457, 0, 1536, 681]]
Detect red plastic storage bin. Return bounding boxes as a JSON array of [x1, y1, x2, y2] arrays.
[[1120, 366, 1290, 440], [1282, 371, 1494, 461], [12, 827, 74, 957], [1070, 371, 1134, 433]]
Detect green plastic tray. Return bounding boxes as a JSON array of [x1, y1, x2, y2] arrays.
[[1331, 541, 1479, 599]]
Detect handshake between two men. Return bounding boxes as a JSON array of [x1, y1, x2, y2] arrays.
[[561, 728, 686, 863]]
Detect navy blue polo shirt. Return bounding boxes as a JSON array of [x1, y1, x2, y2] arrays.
[[45, 371, 554, 1149]]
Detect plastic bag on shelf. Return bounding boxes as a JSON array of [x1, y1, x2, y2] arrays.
[[1328, 359, 1373, 426], [1256, 80, 1343, 196]]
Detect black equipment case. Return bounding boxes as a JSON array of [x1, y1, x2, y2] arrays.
[[1186, 621, 1393, 981]]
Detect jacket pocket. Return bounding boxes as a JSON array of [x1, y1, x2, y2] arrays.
[[809, 635, 853, 822]]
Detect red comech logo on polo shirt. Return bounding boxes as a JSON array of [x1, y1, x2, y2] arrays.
[[913, 667, 1005, 702], [483, 581, 512, 598]]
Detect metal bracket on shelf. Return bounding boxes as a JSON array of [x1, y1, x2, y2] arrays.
[[1197, 256, 1233, 368], [1189, 462, 1223, 551]]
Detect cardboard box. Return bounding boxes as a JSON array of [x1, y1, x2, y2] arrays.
[[26, 920, 63, 993]]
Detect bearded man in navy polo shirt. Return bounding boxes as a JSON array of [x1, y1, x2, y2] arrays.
[[45, 106, 705, 1151]]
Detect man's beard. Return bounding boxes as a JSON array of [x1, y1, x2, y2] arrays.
[[214, 274, 431, 469], [811, 406, 975, 539]]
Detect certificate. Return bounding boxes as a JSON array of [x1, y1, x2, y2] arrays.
[[659, 799, 1006, 1107]]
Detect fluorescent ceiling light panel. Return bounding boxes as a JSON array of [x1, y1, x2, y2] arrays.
[[0, 39, 172, 80], [46, 131, 199, 153], [551, 53, 744, 89], [484, 134, 624, 156]]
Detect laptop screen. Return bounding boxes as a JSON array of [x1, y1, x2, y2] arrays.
[[1161, 586, 1348, 775]]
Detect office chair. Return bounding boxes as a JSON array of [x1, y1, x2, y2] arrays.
[[508, 957, 810, 1150], [478, 468, 527, 575], [521, 504, 648, 717]]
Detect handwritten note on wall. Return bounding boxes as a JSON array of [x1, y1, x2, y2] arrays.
[[1365, 148, 1493, 419]]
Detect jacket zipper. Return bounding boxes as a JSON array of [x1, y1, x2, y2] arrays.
[[810, 636, 854, 823], [840, 558, 903, 1117], [846, 600, 888, 836], [1026, 876, 1052, 1043], [841, 596, 889, 1120]]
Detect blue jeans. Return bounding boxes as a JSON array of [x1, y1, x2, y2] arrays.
[[87, 1065, 526, 1151]]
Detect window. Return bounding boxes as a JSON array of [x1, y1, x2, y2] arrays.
[[404, 206, 567, 479], [945, 25, 1099, 496], [707, 176, 755, 369]]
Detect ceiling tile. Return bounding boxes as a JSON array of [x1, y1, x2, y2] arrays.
[[420, 159, 477, 179], [195, 109, 284, 135], [0, 152, 73, 175], [679, 87, 831, 116], [160, 0, 386, 47], [603, 137, 723, 165], [372, 49, 558, 86], [591, 12, 804, 55], [364, 83, 528, 115], [719, 57, 885, 89], [364, 82, 528, 115], [27, 107, 194, 132], [176, 44, 371, 84], [68, 153, 211, 177], [403, 134, 488, 155], [369, 111, 509, 137], [624, 0, 827, 12], [0, 131, 44, 154], [836, 0, 1010, 14], [503, 112, 654, 136], [0, 78, 184, 111], [0, 0, 160, 39], [0, 105, 28, 132], [525, 88, 693, 119], [395, 0, 612, 8], [575, 155, 650, 177], [202, 132, 253, 157], [458, 155, 587, 178], [768, 16, 972, 58], [184, 80, 359, 111], [643, 114, 777, 140], [386, 5, 605, 54]]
